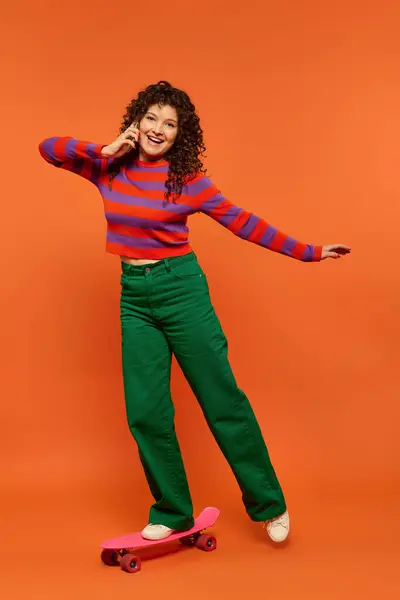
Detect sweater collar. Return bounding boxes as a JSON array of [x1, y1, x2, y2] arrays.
[[135, 158, 169, 168]]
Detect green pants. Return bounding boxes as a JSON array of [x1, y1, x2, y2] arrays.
[[120, 252, 286, 530]]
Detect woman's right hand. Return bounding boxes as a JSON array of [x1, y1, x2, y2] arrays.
[[101, 123, 140, 158]]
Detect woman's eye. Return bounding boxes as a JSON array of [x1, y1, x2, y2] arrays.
[[167, 123, 176, 128], [146, 115, 155, 121]]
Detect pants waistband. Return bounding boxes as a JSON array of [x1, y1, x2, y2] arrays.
[[121, 251, 197, 275]]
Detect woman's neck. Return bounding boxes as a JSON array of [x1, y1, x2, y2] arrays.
[[138, 150, 166, 163]]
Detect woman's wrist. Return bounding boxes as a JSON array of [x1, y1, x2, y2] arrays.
[[101, 145, 111, 157]]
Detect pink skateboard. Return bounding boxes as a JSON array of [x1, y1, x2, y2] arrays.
[[100, 506, 220, 573]]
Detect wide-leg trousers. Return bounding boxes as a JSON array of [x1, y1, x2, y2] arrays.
[[120, 251, 286, 531]]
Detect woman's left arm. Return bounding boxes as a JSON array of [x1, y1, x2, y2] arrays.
[[191, 176, 351, 262]]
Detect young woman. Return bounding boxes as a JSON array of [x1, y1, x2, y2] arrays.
[[39, 80, 350, 544]]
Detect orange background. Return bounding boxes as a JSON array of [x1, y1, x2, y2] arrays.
[[1, 0, 399, 598]]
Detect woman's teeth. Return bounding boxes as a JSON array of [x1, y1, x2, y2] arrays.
[[147, 136, 163, 145]]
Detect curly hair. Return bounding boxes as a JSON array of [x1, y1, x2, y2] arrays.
[[107, 81, 207, 202]]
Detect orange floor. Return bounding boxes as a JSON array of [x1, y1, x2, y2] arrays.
[[3, 480, 398, 599]]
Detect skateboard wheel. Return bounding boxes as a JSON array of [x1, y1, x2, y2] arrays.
[[179, 532, 201, 547], [120, 553, 141, 574], [101, 549, 119, 566], [196, 534, 217, 552]]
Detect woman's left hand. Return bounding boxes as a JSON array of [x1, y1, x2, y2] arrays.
[[321, 244, 351, 260]]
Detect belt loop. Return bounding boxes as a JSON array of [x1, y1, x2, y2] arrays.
[[164, 257, 171, 273]]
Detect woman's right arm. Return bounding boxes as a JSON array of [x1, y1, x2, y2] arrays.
[[38, 137, 109, 183], [38, 126, 140, 184]]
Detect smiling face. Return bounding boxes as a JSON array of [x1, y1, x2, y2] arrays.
[[137, 104, 178, 162]]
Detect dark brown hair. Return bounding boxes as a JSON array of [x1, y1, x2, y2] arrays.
[[108, 81, 207, 201]]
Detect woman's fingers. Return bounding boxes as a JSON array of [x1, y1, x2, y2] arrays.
[[121, 128, 139, 142], [122, 139, 136, 149], [335, 245, 351, 254]]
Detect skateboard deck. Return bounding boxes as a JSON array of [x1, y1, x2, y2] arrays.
[[100, 506, 220, 573]]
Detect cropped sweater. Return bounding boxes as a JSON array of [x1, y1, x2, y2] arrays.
[[39, 137, 322, 262]]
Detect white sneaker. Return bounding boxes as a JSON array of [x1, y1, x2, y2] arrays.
[[264, 511, 290, 542], [141, 523, 175, 541]]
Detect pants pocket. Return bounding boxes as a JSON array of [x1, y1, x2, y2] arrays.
[[169, 260, 205, 281]]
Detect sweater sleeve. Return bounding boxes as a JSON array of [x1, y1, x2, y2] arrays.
[[190, 175, 322, 262], [38, 137, 107, 184]]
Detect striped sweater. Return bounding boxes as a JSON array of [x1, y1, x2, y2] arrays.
[[38, 137, 322, 262]]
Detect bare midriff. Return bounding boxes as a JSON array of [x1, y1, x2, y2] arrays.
[[120, 256, 162, 266]]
